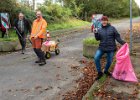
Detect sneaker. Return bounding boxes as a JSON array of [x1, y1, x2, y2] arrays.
[[39, 60, 46, 66], [104, 71, 112, 76], [95, 72, 103, 80]]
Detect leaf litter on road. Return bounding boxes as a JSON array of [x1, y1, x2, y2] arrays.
[[63, 58, 107, 100]]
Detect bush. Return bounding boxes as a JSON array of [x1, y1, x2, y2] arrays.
[[83, 37, 99, 45], [11, 5, 35, 23], [38, 2, 72, 23], [83, 37, 99, 58]]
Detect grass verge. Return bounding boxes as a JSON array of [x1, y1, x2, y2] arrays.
[[83, 59, 116, 100], [0, 18, 90, 41], [47, 18, 90, 31], [83, 37, 99, 45], [0, 29, 18, 42]]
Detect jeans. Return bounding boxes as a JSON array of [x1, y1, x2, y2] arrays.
[[94, 49, 114, 73]]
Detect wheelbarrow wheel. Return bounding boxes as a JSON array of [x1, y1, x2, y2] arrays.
[[55, 49, 60, 55], [45, 52, 51, 59]]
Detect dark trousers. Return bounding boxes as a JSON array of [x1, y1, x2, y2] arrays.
[[31, 38, 45, 61], [17, 32, 26, 50], [1, 30, 6, 38]]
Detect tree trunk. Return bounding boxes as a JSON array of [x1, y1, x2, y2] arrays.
[[32, 0, 35, 11]]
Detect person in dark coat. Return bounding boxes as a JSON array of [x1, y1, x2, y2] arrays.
[[14, 13, 31, 54], [94, 16, 126, 80], [0, 14, 6, 38], [0, 24, 6, 38]]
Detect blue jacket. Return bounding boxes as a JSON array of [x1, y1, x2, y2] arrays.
[[95, 24, 125, 52]]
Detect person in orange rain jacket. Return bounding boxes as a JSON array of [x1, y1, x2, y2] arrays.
[[30, 10, 47, 66]]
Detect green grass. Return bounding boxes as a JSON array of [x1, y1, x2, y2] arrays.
[[0, 38, 17, 42], [0, 29, 18, 42], [47, 18, 90, 31], [0, 18, 90, 42], [83, 37, 99, 45]]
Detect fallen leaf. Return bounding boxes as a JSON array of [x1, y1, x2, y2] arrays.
[[35, 86, 42, 90]]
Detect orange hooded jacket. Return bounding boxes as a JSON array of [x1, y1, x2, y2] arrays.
[[31, 18, 47, 39]]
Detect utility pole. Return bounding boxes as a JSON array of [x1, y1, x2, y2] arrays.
[[130, 0, 133, 53]]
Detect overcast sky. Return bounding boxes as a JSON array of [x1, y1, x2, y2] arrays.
[[135, 0, 140, 7], [35, 0, 44, 4]]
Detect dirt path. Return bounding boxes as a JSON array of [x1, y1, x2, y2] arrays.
[[0, 17, 140, 100]]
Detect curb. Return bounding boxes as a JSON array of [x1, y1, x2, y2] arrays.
[[82, 75, 108, 100]]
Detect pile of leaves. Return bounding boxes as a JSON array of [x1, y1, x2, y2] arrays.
[[123, 23, 140, 56], [132, 23, 140, 43], [63, 58, 106, 100], [124, 23, 140, 43], [63, 43, 121, 100], [93, 78, 139, 100]]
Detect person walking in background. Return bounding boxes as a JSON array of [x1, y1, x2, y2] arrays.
[[30, 10, 47, 66], [94, 16, 126, 80], [14, 12, 31, 54], [0, 13, 10, 38], [0, 23, 6, 38]]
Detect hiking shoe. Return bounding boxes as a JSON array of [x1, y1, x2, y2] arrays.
[[95, 72, 103, 80], [21, 52, 25, 54], [21, 49, 25, 54], [104, 71, 112, 76], [21, 50, 25, 54], [35, 59, 41, 63], [39, 60, 46, 66]]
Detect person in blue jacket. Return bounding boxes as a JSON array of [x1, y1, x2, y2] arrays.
[[94, 16, 126, 80]]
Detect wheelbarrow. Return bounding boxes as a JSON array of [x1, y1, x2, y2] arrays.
[[42, 39, 60, 59]]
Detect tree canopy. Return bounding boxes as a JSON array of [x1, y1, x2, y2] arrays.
[[0, 0, 139, 23], [61, 0, 140, 20]]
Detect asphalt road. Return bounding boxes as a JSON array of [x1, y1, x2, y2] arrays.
[[0, 17, 140, 100]]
